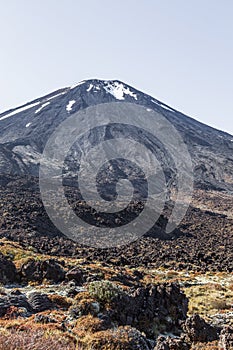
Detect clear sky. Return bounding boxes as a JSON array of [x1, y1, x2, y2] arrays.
[[0, 0, 232, 135]]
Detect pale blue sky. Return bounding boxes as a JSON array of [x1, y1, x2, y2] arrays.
[[0, 0, 232, 134]]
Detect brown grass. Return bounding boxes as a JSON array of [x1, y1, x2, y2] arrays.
[[0, 329, 77, 350]]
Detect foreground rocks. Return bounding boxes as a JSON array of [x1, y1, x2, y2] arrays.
[[0, 281, 189, 345], [0, 270, 229, 350], [0, 234, 231, 349]]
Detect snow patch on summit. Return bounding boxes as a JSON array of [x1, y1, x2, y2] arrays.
[[35, 102, 50, 114], [151, 99, 174, 112], [46, 91, 66, 101], [0, 101, 41, 122], [70, 81, 86, 90], [87, 84, 93, 92], [104, 82, 138, 100], [66, 100, 76, 112]]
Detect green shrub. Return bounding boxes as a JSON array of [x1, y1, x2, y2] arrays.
[[88, 280, 123, 303]]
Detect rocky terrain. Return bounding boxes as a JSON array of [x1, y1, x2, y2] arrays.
[[0, 175, 232, 273], [0, 238, 232, 349]]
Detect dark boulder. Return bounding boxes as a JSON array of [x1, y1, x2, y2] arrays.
[[0, 253, 18, 284], [65, 267, 84, 285], [20, 258, 65, 283], [28, 292, 54, 312], [182, 314, 219, 343], [0, 294, 32, 317]]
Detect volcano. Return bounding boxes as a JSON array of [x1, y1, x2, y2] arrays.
[[0, 79, 232, 271]]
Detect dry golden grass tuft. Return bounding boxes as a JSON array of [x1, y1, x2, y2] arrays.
[[49, 294, 72, 310], [73, 315, 107, 337], [76, 324, 148, 350], [185, 282, 233, 317], [73, 291, 97, 309]]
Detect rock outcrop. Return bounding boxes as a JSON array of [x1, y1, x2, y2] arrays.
[[0, 252, 18, 284], [109, 283, 188, 338], [20, 258, 65, 283], [182, 314, 219, 343]]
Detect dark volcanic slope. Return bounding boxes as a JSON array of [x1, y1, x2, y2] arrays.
[[0, 80, 232, 271], [0, 79, 232, 191]]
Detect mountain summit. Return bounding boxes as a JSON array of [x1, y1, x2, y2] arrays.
[[0, 79, 232, 193]]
